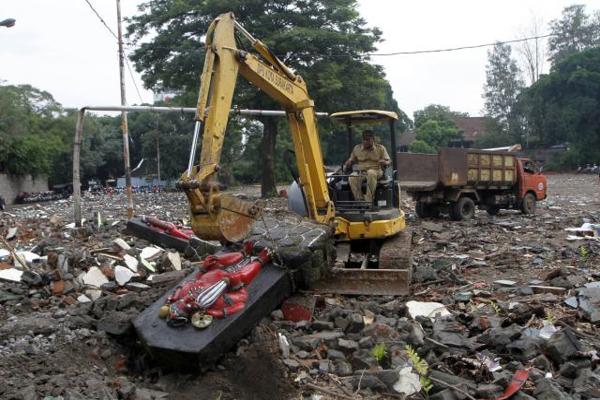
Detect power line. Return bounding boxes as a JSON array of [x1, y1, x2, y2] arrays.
[[82, 0, 145, 104], [83, 0, 117, 40], [366, 33, 555, 56]]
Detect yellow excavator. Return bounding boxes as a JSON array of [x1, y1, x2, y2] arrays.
[[178, 13, 411, 295]]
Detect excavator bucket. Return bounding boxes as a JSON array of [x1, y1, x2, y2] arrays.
[[190, 194, 262, 243]]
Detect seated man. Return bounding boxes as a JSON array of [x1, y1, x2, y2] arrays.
[[343, 130, 391, 203]]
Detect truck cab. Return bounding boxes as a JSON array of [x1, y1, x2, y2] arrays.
[[517, 158, 547, 214]]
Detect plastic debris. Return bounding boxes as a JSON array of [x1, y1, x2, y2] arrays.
[[0, 268, 24, 282], [406, 301, 451, 320], [278, 333, 290, 358]]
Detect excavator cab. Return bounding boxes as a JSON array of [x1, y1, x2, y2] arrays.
[[288, 110, 412, 295], [328, 110, 400, 219]]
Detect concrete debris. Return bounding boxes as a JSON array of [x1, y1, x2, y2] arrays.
[[0, 174, 598, 399], [82, 266, 109, 288], [112, 237, 131, 251], [140, 246, 162, 260], [123, 254, 139, 272], [166, 251, 181, 271], [393, 366, 421, 395], [114, 266, 135, 286]]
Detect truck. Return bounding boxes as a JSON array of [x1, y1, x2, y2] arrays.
[[397, 148, 547, 220]]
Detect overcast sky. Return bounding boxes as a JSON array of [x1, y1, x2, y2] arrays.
[[2, 0, 599, 119]]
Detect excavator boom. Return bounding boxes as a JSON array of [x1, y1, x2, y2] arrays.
[[178, 12, 334, 242]]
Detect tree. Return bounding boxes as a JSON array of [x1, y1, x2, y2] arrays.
[[0, 84, 64, 178], [483, 43, 525, 143], [548, 5, 600, 66], [408, 140, 436, 154], [521, 47, 600, 168], [408, 105, 463, 151], [516, 15, 546, 85], [126, 0, 402, 196]]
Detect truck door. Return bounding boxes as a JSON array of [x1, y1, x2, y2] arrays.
[[518, 159, 547, 200]]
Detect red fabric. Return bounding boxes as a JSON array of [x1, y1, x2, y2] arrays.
[[495, 369, 529, 400]]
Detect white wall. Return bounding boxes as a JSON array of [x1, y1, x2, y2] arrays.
[[0, 174, 49, 205]]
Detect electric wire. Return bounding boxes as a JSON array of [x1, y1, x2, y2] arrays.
[[367, 33, 555, 56], [82, 0, 145, 104]]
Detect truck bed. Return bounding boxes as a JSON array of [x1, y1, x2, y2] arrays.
[[400, 180, 438, 191], [396, 149, 518, 190]]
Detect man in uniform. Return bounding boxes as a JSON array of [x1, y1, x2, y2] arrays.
[[343, 130, 390, 203]]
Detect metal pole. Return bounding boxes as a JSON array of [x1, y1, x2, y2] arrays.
[[73, 109, 86, 226], [116, 0, 134, 219], [71, 105, 328, 222], [156, 129, 161, 188], [67, 105, 327, 117]]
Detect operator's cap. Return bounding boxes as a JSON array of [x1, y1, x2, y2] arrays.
[[362, 130, 375, 138]]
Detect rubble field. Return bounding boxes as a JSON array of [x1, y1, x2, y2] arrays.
[[0, 173, 599, 400]]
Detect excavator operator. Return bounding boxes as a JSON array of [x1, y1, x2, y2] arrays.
[[344, 130, 391, 203]]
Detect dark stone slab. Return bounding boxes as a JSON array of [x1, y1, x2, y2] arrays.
[[133, 263, 292, 369], [125, 218, 220, 256]]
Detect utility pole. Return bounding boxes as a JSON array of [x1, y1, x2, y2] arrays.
[[116, 0, 134, 219]]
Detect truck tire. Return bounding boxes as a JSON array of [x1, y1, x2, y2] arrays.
[[429, 205, 441, 218], [451, 197, 475, 221], [415, 201, 429, 218], [486, 206, 500, 216], [521, 193, 536, 215]]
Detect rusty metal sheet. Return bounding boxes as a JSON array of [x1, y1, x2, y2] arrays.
[[217, 195, 262, 242], [396, 153, 439, 185], [316, 230, 412, 296], [438, 148, 468, 187]]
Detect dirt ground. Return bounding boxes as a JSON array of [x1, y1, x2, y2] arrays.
[[0, 174, 598, 399]]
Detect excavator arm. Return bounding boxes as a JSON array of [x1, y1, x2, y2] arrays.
[[178, 12, 334, 242]]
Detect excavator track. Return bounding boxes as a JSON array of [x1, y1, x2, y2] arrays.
[[314, 229, 412, 296]]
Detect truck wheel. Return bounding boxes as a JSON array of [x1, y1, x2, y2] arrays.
[[486, 206, 500, 216], [521, 193, 536, 215], [415, 201, 429, 218], [451, 197, 475, 221]]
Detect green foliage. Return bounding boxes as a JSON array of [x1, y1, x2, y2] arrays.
[[371, 343, 387, 364], [579, 245, 590, 262], [483, 42, 524, 143], [408, 140, 436, 154], [409, 105, 462, 152], [490, 301, 502, 315], [520, 47, 600, 168], [0, 84, 66, 179], [405, 345, 433, 394], [548, 5, 600, 66], [414, 105, 467, 129]]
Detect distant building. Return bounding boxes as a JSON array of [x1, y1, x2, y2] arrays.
[[449, 116, 490, 148]]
